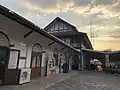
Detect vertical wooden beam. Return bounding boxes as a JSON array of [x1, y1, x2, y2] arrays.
[[48, 41, 55, 46], [61, 47, 66, 51], [24, 31, 33, 38]]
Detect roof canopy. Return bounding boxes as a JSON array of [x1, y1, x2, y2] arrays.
[[0, 5, 80, 54]]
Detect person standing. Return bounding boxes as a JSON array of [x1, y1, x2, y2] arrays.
[[62, 61, 69, 73]]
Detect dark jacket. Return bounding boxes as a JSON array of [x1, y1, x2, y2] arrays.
[[62, 62, 69, 73]]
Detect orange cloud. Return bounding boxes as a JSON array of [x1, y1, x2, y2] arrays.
[[94, 36, 120, 51]]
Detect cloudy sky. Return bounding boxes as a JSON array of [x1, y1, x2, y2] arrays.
[[0, 0, 120, 51]]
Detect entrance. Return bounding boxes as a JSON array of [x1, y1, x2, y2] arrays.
[[0, 31, 10, 85], [53, 48, 59, 73], [31, 43, 42, 78], [82, 49, 105, 70]]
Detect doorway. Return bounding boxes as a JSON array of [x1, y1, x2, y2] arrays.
[[0, 31, 10, 85], [53, 48, 59, 73], [31, 43, 42, 78]]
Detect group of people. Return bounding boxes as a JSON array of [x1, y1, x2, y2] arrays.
[[109, 64, 120, 69]]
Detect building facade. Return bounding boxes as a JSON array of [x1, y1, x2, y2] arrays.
[[44, 17, 93, 70], [0, 5, 80, 85]]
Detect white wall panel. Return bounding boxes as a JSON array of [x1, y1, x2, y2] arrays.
[[8, 50, 19, 69], [19, 68, 31, 84], [10, 40, 27, 57], [26, 45, 32, 68], [18, 59, 25, 68], [41, 52, 47, 67]]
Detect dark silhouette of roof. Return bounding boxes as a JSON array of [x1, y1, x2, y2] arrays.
[[44, 17, 78, 32]]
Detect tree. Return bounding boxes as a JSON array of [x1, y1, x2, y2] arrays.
[[103, 49, 112, 52]]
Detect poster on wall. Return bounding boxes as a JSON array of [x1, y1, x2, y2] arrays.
[[47, 53, 56, 76], [19, 68, 31, 84], [8, 50, 19, 69]]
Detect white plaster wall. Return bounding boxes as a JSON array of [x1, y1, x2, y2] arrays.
[[10, 39, 27, 57], [26, 45, 32, 68], [18, 59, 25, 68], [8, 50, 19, 69], [8, 32, 64, 70], [10, 39, 27, 68], [6, 32, 70, 71], [0, 14, 32, 69], [41, 52, 48, 67], [0, 13, 74, 75]]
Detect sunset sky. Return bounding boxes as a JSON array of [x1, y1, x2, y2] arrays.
[[0, 0, 120, 51]]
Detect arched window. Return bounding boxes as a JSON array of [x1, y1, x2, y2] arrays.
[[53, 48, 59, 66], [32, 43, 42, 53], [0, 31, 10, 47], [0, 31, 10, 85], [31, 43, 42, 68], [0, 31, 10, 65], [31, 43, 43, 78]]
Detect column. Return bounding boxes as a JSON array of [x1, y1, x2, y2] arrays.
[[81, 51, 84, 70], [41, 51, 47, 77], [78, 55, 81, 70], [105, 54, 109, 67]]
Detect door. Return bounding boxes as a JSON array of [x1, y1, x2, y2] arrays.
[[31, 54, 36, 78], [36, 53, 42, 77], [0, 47, 9, 85], [0, 32, 10, 85], [31, 53, 42, 78]]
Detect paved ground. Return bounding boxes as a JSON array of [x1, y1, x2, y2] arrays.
[[0, 71, 78, 90], [46, 71, 120, 90]]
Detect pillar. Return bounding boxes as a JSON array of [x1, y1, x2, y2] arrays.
[[105, 54, 109, 67], [81, 51, 84, 70], [41, 51, 47, 77], [78, 55, 81, 70]]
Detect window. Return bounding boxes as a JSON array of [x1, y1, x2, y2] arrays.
[[31, 43, 42, 68], [0, 32, 9, 47]]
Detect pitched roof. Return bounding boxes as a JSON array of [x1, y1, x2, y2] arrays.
[[0, 5, 80, 54], [44, 17, 93, 49], [82, 33, 93, 49], [44, 17, 78, 32]]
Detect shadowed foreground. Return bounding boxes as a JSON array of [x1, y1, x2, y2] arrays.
[[46, 71, 120, 90]]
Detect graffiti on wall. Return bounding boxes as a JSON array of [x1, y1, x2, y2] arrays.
[[49, 59, 55, 71], [19, 68, 31, 84], [21, 71, 28, 80], [47, 53, 56, 76]]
